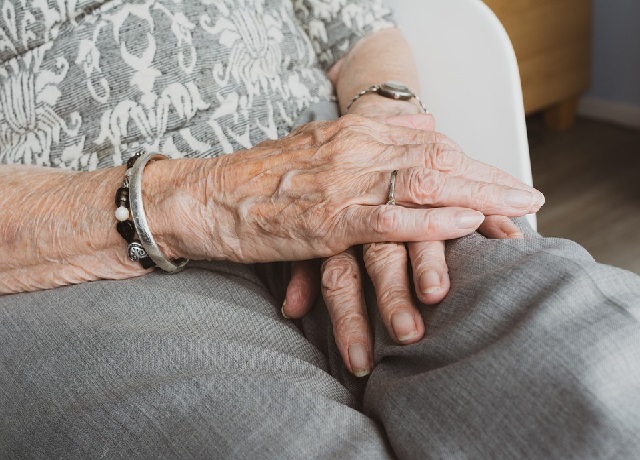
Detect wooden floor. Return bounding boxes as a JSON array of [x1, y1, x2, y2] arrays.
[[528, 116, 640, 274]]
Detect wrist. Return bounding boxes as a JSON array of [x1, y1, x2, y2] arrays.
[[346, 96, 423, 117], [141, 157, 226, 262], [344, 80, 427, 116]]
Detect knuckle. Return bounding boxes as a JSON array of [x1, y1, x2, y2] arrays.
[[434, 132, 456, 146], [372, 206, 401, 236], [377, 287, 407, 312], [333, 312, 367, 339], [363, 242, 406, 274], [321, 255, 359, 294], [327, 131, 364, 159], [280, 121, 329, 149], [471, 182, 494, 209], [434, 132, 450, 144], [422, 210, 441, 235], [488, 166, 503, 186], [428, 144, 464, 172], [434, 132, 461, 150], [292, 266, 316, 291], [412, 241, 446, 262], [297, 131, 319, 148], [414, 258, 446, 280], [407, 169, 441, 204], [327, 118, 388, 163]]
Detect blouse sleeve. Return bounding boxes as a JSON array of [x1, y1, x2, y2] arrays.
[[292, 0, 396, 71]]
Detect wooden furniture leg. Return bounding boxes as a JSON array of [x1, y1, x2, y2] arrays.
[[543, 96, 580, 132]]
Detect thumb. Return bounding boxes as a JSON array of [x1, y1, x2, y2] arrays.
[[282, 259, 321, 319]]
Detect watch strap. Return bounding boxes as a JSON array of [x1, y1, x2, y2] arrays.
[[345, 83, 428, 113]]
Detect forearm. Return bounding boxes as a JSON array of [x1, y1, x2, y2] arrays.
[[0, 165, 137, 293], [0, 160, 208, 294], [329, 27, 422, 115]]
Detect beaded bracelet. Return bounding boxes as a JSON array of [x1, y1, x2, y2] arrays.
[[115, 151, 156, 269], [115, 151, 188, 273]]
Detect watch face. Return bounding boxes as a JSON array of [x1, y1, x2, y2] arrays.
[[378, 81, 414, 100]]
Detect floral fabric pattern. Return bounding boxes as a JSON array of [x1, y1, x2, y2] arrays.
[[0, 0, 394, 170]]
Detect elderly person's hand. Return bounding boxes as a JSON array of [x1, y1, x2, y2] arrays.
[[0, 114, 542, 294], [165, 113, 540, 263], [282, 103, 539, 378]]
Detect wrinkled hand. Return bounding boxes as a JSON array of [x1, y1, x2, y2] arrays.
[[164, 114, 541, 267], [282, 102, 540, 377]]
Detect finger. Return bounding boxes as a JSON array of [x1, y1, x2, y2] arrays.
[[376, 141, 539, 192], [363, 242, 425, 344], [269, 116, 539, 198], [326, 115, 529, 191], [283, 260, 321, 319], [408, 241, 451, 305], [478, 215, 525, 239], [321, 248, 373, 377], [340, 206, 485, 248], [268, 116, 537, 196], [389, 167, 544, 215]]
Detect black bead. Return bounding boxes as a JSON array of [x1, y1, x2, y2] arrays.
[[126, 152, 143, 169], [140, 257, 156, 269], [115, 187, 129, 207], [116, 220, 136, 243]]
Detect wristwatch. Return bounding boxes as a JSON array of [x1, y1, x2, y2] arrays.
[[345, 81, 428, 113]]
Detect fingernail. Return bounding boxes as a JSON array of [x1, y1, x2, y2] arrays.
[[508, 225, 525, 238], [455, 210, 484, 228], [534, 190, 547, 211], [421, 270, 441, 295], [504, 189, 535, 208], [281, 299, 289, 319], [391, 311, 418, 342], [501, 220, 524, 238], [348, 343, 371, 377]]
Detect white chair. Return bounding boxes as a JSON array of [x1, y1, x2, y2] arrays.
[[389, 0, 537, 228]]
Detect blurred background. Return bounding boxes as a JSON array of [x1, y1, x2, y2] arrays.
[[484, 0, 640, 274]]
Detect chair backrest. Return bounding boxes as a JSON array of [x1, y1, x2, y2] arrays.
[[389, 0, 533, 188], [390, 0, 536, 228]]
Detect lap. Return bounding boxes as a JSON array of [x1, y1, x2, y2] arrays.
[[0, 261, 391, 459], [3, 223, 640, 459], [366, 221, 640, 459]]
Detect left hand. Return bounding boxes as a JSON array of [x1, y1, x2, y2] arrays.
[[282, 98, 530, 377]]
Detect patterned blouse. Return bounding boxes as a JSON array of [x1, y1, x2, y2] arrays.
[[0, 0, 394, 170]]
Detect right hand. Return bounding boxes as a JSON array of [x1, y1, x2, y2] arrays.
[[151, 114, 544, 265]]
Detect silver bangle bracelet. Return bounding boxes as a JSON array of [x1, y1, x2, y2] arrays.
[[128, 152, 189, 273]]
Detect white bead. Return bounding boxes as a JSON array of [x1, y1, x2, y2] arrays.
[[115, 206, 129, 221]]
